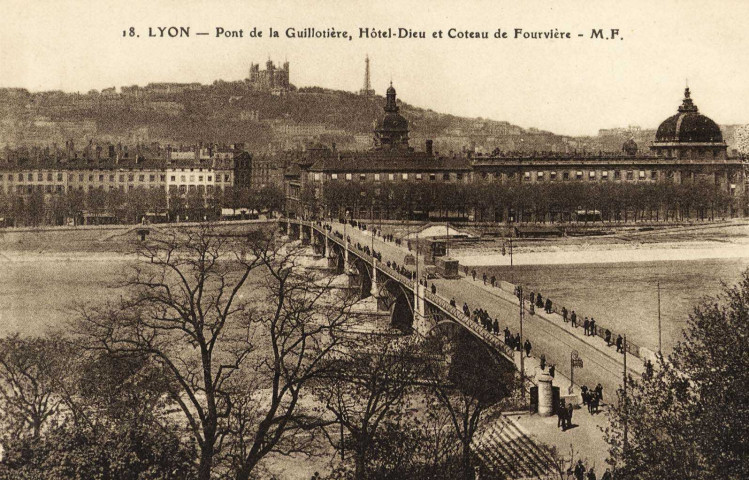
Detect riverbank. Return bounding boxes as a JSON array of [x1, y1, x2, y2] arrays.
[[453, 240, 749, 266]]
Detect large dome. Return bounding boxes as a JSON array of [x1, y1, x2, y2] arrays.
[[654, 88, 723, 143]]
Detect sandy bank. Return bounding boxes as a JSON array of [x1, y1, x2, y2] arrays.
[[454, 241, 749, 266]]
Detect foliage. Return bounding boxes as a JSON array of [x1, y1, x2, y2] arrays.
[[603, 270, 749, 480]]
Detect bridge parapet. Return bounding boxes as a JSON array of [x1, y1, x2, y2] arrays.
[[424, 291, 516, 361]]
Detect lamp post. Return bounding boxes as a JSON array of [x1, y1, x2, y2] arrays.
[[518, 285, 525, 399], [502, 237, 514, 284]]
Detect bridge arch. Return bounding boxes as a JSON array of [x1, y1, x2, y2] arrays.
[[350, 257, 373, 300]]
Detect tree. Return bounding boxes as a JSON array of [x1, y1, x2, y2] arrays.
[[76, 224, 357, 480], [604, 270, 749, 480], [0, 335, 74, 439], [422, 331, 518, 479], [0, 348, 196, 480], [314, 335, 424, 479]]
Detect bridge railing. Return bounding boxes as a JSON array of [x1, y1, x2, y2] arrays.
[[424, 290, 516, 361]]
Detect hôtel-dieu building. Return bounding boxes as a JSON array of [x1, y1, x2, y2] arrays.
[[287, 86, 747, 221]]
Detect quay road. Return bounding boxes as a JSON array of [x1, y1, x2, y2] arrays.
[[299, 220, 645, 401]]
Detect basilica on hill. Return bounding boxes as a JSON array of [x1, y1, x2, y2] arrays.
[[284, 84, 746, 219]]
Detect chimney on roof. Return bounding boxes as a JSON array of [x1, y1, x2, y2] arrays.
[[426, 139, 433, 156]]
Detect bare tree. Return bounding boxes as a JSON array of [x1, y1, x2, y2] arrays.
[[76, 223, 357, 480], [313, 334, 424, 479], [422, 332, 518, 480], [0, 334, 74, 439]]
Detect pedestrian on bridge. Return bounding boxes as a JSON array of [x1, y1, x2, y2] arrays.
[[562, 307, 568, 322], [536, 294, 544, 309], [504, 327, 511, 344], [515, 333, 521, 351], [490, 275, 496, 287], [450, 298, 456, 308], [549, 364, 555, 378], [431, 283, 436, 294], [616, 335, 623, 353], [571, 310, 577, 327], [524, 339, 532, 357], [605, 329, 612, 346], [545, 298, 552, 314], [493, 319, 499, 334], [583, 317, 590, 335], [589, 318, 596, 337]]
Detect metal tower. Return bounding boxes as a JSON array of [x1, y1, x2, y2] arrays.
[[359, 55, 375, 96]]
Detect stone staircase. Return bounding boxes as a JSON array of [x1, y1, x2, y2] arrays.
[[473, 415, 558, 479]]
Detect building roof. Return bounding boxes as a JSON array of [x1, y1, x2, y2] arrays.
[[307, 151, 471, 172], [654, 88, 724, 144]]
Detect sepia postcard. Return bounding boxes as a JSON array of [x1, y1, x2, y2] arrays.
[[0, 1, 746, 479]]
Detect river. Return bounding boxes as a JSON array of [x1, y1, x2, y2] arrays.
[[474, 257, 749, 355]]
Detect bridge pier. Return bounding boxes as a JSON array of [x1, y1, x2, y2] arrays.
[[413, 283, 430, 336], [370, 259, 380, 297]]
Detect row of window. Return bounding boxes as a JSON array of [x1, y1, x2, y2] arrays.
[[1, 184, 228, 195], [519, 170, 659, 181], [314, 172, 465, 182], [0, 172, 165, 183], [0, 172, 233, 183]]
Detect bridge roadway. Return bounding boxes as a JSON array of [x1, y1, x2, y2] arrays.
[[290, 219, 645, 401]]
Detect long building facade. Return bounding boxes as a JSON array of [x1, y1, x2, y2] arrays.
[[285, 86, 747, 221]]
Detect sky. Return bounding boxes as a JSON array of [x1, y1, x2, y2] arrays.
[[1, 0, 748, 136]]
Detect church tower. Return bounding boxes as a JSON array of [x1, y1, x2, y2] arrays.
[[374, 83, 409, 150]]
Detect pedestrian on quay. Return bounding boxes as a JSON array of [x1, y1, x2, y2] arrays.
[[567, 403, 574, 430], [571, 311, 577, 327], [524, 339, 532, 357], [530, 292, 535, 305], [581, 385, 589, 406], [605, 329, 612, 346], [590, 318, 596, 337], [586, 467, 596, 480], [472, 269, 477, 281], [595, 383, 603, 404], [561, 306, 568, 322], [536, 293, 544, 309], [583, 317, 590, 336], [491, 275, 496, 287], [515, 333, 522, 351], [540, 354, 546, 370], [557, 400, 567, 430], [483, 272, 487, 285], [549, 364, 555, 378], [600, 468, 612, 480], [545, 298, 552, 314], [616, 334, 623, 353], [574, 461, 585, 480]]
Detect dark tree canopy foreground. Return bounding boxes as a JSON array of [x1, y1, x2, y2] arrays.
[[604, 270, 749, 480]]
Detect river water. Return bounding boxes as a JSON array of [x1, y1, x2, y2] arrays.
[[2, 256, 748, 355], [475, 258, 749, 355]]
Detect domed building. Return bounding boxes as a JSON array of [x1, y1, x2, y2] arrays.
[[374, 83, 410, 150], [650, 87, 727, 159]]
